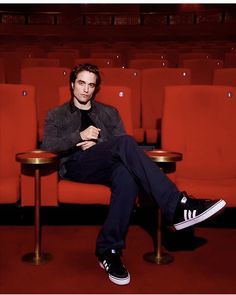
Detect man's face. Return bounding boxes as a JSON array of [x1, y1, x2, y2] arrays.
[[72, 70, 97, 104]]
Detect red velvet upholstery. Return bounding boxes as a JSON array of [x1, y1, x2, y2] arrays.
[[128, 59, 169, 69], [59, 84, 133, 130], [0, 84, 37, 203], [132, 53, 167, 60], [99, 68, 143, 142], [213, 68, 236, 87], [96, 86, 133, 135], [21, 58, 60, 68], [178, 52, 212, 67], [47, 51, 79, 68], [141, 68, 191, 144], [224, 52, 236, 68], [183, 58, 223, 84], [15, 46, 46, 58], [90, 52, 124, 67], [0, 58, 5, 83], [74, 58, 114, 68], [21, 67, 70, 141], [0, 51, 34, 83], [162, 85, 236, 206], [58, 181, 111, 205]]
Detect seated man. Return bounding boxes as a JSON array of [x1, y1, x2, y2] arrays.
[[41, 63, 226, 286]]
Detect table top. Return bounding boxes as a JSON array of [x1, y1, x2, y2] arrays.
[[16, 150, 58, 165], [145, 150, 182, 163]]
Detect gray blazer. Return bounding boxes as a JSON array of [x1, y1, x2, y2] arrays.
[[41, 99, 126, 164]]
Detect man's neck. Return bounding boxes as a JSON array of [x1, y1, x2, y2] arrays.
[[73, 97, 91, 110]]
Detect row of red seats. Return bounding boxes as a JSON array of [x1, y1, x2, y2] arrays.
[[2, 51, 236, 84], [18, 66, 236, 146], [0, 83, 132, 207], [1, 84, 236, 209]]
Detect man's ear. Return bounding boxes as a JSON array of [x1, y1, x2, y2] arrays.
[[71, 82, 74, 89]]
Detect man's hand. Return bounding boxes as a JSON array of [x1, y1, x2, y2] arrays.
[[76, 140, 96, 150], [80, 125, 101, 141]]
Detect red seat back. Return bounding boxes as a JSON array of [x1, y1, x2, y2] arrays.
[[183, 58, 223, 84], [213, 68, 236, 87], [162, 85, 236, 205], [141, 68, 191, 144], [100, 68, 141, 130], [0, 84, 37, 203], [59, 85, 133, 136], [128, 59, 168, 69], [21, 67, 70, 141]]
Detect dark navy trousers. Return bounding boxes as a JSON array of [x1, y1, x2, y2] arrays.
[[64, 135, 181, 253]]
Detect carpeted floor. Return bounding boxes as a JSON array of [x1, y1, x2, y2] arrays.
[[1, 225, 236, 294]]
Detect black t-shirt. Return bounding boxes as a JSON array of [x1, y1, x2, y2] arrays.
[[79, 108, 97, 132]]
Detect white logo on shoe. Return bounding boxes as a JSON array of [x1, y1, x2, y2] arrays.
[[184, 209, 196, 220], [103, 260, 109, 271], [181, 196, 188, 204]]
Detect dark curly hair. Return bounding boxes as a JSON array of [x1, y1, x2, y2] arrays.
[[69, 64, 101, 98]]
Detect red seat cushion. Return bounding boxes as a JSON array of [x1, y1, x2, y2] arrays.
[[0, 177, 19, 203], [58, 180, 111, 205]]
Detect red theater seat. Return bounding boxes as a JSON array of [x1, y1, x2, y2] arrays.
[[0, 51, 34, 83], [21, 58, 60, 68], [0, 84, 37, 204], [182, 58, 223, 84], [21, 67, 70, 141], [99, 68, 143, 143], [90, 52, 124, 67], [74, 58, 114, 68], [162, 85, 236, 206], [141, 68, 191, 145], [128, 59, 169, 69], [213, 68, 236, 87], [58, 86, 133, 205], [0, 58, 5, 83], [47, 51, 79, 68], [178, 52, 212, 67], [21, 85, 133, 206], [224, 52, 236, 68]]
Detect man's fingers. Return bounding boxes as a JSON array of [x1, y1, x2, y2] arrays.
[[80, 126, 101, 141], [76, 142, 85, 147], [76, 140, 96, 150]]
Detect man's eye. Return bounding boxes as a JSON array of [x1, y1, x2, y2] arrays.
[[78, 81, 84, 85], [89, 84, 96, 88]]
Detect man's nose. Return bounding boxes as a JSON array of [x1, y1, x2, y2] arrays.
[[83, 84, 89, 92]]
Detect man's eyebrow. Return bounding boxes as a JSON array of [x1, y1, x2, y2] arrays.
[[77, 79, 95, 85]]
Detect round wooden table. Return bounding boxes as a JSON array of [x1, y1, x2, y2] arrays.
[[16, 150, 58, 265], [143, 150, 182, 264]]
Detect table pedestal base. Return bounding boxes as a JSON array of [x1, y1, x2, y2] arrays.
[[143, 251, 174, 265], [22, 252, 53, 265]]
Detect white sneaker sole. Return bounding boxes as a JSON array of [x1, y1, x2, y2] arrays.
[[174, 199, 226, 230], [99, 261, 130, 285]]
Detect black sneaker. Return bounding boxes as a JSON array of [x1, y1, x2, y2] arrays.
[[96, 249, 130, 285], [173, 192, 226, 230]]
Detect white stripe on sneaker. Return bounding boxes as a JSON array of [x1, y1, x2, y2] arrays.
[[184, 209, 196, 220]]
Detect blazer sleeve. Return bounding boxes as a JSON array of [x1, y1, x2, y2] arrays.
[[41, 109, 83, 153]]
